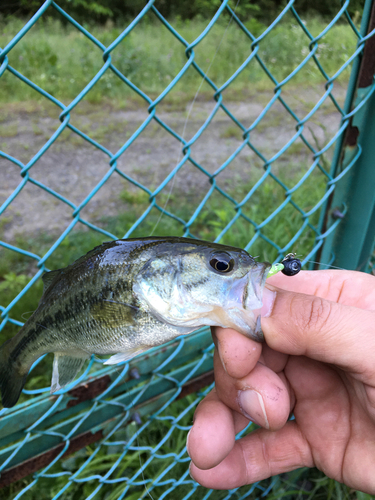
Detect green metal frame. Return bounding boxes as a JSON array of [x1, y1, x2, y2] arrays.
[[318, 0, 375, 271], [0, 328, 214, 486]]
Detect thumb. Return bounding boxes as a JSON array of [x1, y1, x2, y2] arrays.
[[260, 284, 375, 375]]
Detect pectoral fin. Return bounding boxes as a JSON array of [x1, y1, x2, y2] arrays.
[[90, 300, 138, 328], [103, 346, 149, 365], [51, 352, 89, 393]]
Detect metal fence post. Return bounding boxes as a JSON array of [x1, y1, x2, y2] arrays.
[[317, 0, 375, 272]]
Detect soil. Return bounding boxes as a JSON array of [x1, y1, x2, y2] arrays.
[[0, 84, 346, 242]]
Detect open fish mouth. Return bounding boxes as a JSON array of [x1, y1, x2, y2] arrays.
[[245, 261, 271, 310], [245, 261, 272, 341], [224, 261, 271, 342]]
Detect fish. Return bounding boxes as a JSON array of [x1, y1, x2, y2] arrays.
[[0, 237, 271, 408]]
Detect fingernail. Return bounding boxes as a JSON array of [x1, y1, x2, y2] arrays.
[[238, 389, 269, 429], [189, 461, 196, 481], [186, 428, 191, 458], [217, 342, 228, 374], [261, 285, 276, 318]]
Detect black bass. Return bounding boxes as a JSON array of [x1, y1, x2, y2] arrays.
[[0, 237, 271, 408]]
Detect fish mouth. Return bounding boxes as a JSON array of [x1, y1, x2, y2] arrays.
[[224, 261, 271, 342], [243, 261, 271, 341], [244, 261, 271, 309]]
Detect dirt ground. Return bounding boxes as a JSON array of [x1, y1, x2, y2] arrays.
[[0, 84, 346, 242]]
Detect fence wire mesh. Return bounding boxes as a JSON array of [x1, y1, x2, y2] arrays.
[[1, 0, 375, 498]]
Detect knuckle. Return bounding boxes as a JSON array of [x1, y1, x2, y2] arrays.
[[295, 295, 332, 334]]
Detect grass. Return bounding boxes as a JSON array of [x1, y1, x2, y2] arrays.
[[0, 123, 18, 137], [0, 165, 327, 366], [0, 163, 348, 498], [0, 160, 327, 378], [0, 11, 365, 500], [0, 15, 359, 105], [287, 140, 308, 155], [220, 124, 242, 139], [0, 174, 364, 490]]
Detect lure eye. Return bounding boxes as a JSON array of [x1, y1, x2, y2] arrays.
[[209, 254, 235, 274], [281, 255, 302, 276]]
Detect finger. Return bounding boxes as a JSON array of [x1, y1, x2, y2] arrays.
[[212, 326, 262, 379], [285, 356, 351, 462], [213, 348, 291, 430], [187, 388, 249, 470], [282, 356, 374, 493], [190, 421, 314, 490], [261, 284, 375, 378], [213, 326, 289, 380], [267, 270, 375, 310], [261, 343, 289, 373]]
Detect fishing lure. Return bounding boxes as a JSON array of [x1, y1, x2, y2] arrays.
[[267, 253, 302, 278]]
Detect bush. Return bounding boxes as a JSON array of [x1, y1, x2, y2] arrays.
[[0, 0, 364, 24]]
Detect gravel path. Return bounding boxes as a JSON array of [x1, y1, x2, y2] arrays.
[[0, 85, 346, 242]]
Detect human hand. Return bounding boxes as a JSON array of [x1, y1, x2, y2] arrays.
[[187, 270, 375, 494]]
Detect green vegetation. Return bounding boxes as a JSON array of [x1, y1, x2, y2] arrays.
[[0, 15, 358, 105], [0, 166, 326, 351], [0, 163, 341, 498], [0, 8, 364, 499], [4, 429, 363, 500], [0, 0, 364, 25], [0, 123, 18, 137], [220, 124, 242, 139]]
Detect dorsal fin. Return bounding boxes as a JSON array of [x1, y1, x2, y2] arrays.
[[42, 269, 63, 292]]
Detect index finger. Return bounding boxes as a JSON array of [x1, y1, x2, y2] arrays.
[[261, 283, 375, 377], [267, 270, 375, 310]]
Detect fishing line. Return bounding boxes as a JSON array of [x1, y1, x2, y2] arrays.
[[278, 258, 347, 272], [145, 5, 243, 495], [136, 426, 155, 500], [143, 5, 251, 497], [21, 311, 35, 320], [304, 260, 346, 271], [100, 361, 154, 499], [150, 0, 242, 236], [267, 257, 348, 276]]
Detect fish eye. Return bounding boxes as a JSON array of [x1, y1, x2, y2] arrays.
[[209, 254, 235, 274]]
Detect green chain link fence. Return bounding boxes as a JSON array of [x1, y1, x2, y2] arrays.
[[1, 0, 375, 498]]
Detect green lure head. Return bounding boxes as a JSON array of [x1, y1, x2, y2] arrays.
[[266, 254, 302, 278], [267, 263, 284, 278]]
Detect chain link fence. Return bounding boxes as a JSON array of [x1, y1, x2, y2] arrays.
[[1, 0, 375, 498]]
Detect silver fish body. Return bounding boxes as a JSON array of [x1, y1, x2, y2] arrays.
[[0, 237, 270, 407]]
